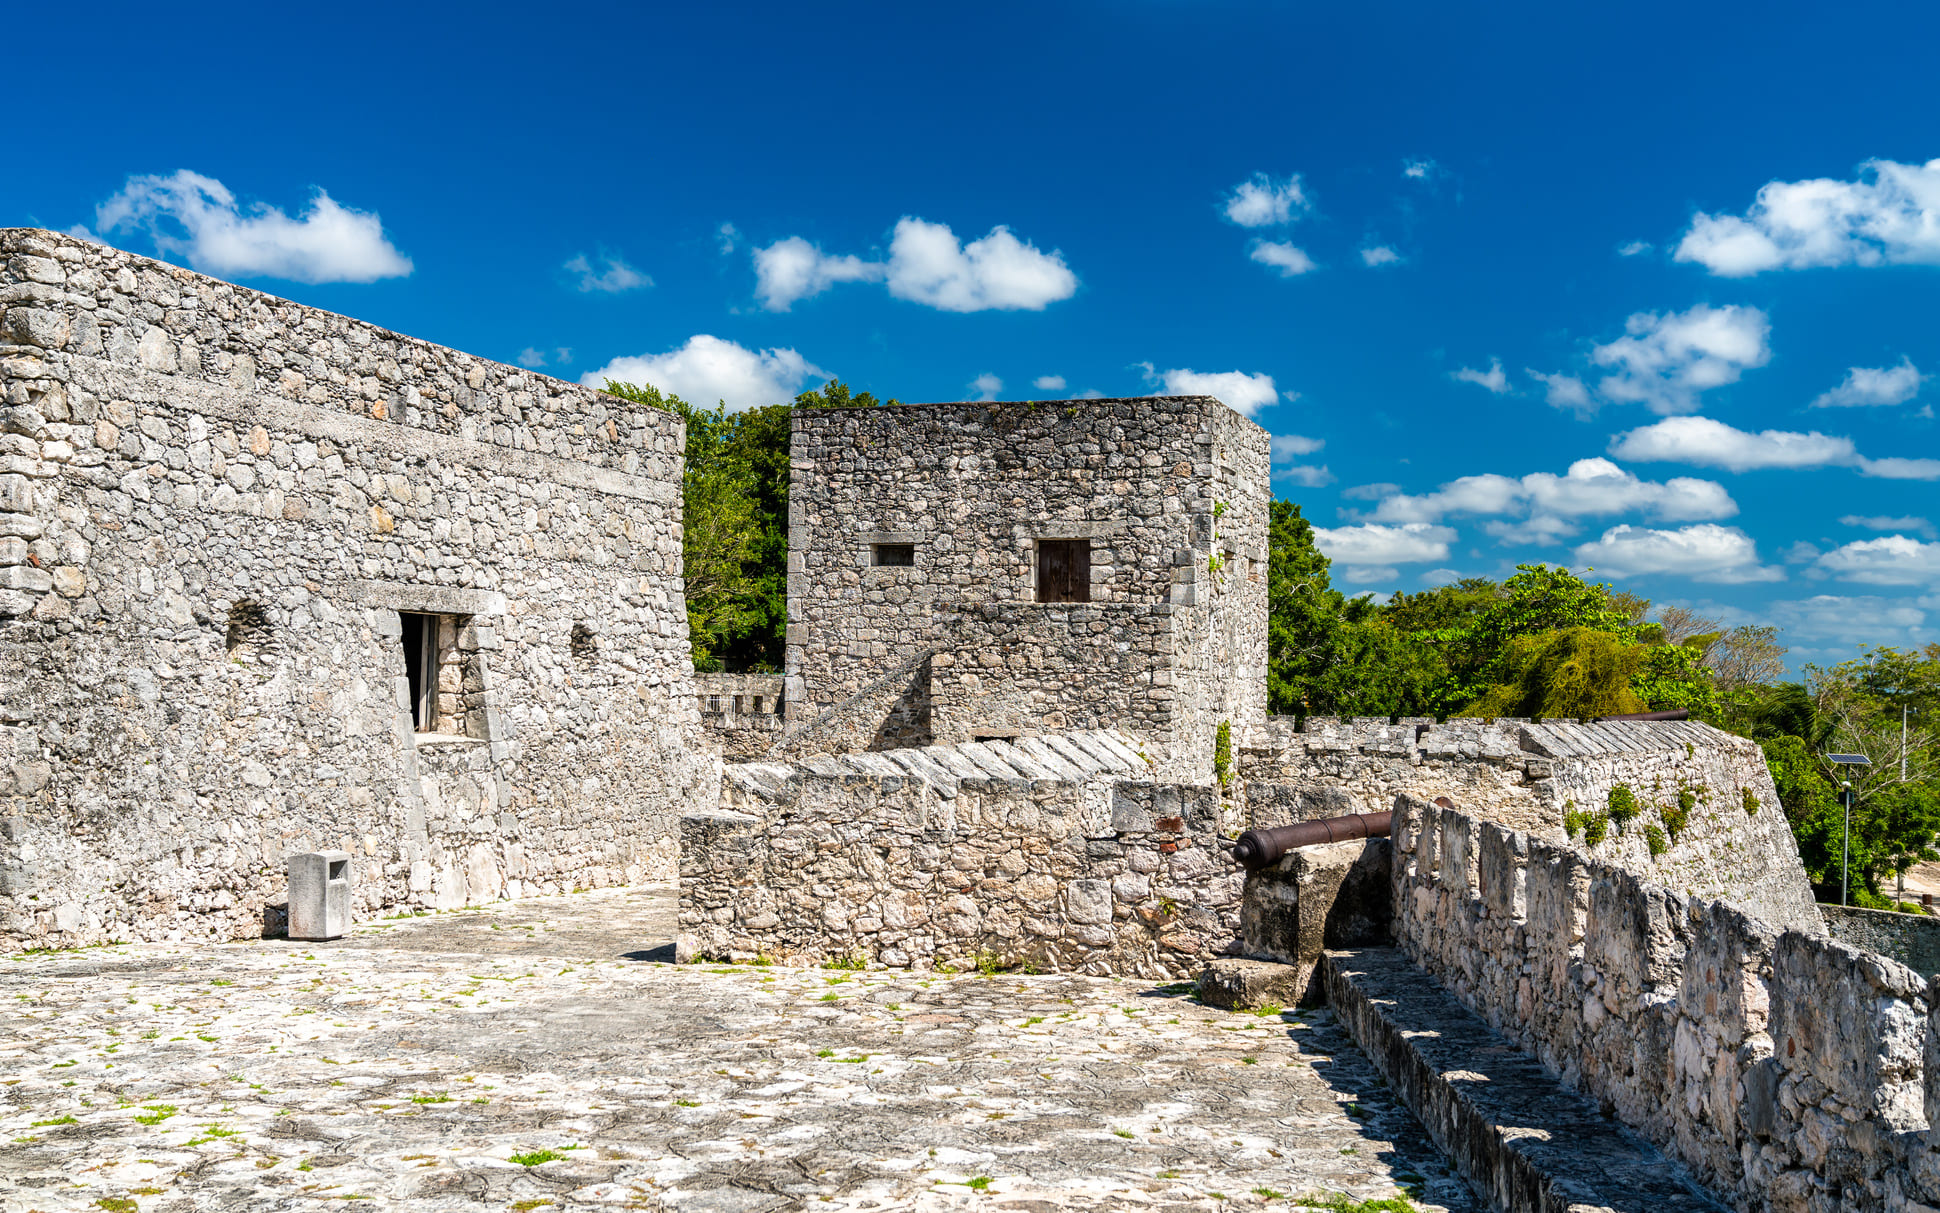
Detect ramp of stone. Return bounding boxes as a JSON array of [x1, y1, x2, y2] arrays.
[[720, 727, 1153, 807], [1322, 947, 1729, 1213]]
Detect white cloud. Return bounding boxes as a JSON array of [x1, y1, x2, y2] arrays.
[[1402, 159, 1437, 180], [1526, 369, 1594, 415], [1674, 157, 1940, 276], [1342, 482, 1401, 501], [1841, 514, 1937, 539], [581, 335, 826, 411], [1312, 523, 1456, 566], [1141, 364, 1281, 418], [1032, 375, 1067, 392], [1271, 434, 1325, 458], [885, 218, 1078, 312], [1249, 240, 1318, 277], [1617, 240, 1653, 257], [1860, 456, 1940, 480], [1451, 359, 1508, 393], [752, 236, 883, 311], [1608, 416, 1857, 472], [93, 169, 411, 284], [564, 253, 650, 294], [554, 347, 573, 365], [969, 373, 1003, 402], [1572, 524, 1783, 583], [1420, 567, 1461, 586], [1223, 174, 1309, 227], [1360, 245, 1402, 267], [1811, 358, 1924, 408], [1275, 465, 1336, 488], [1367, 457, 1735, 545], [1590, 304, 1770, 415], [1342, 566, 1400, 585], [516, 348, 547, 369], [1812, 535, 1940, 585], [717, 222, 740, 255]]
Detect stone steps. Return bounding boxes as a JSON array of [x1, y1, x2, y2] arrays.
[[1320, 947, 1729, 1213]]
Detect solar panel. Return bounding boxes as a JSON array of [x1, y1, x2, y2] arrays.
[[1826, 753, 1872, 765]]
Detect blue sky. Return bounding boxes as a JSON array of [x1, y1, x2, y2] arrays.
[[9, 0, 1937, 668]]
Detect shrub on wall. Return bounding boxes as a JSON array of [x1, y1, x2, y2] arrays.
[[1607, 784, 1640, 829], [1214, 720, 1233, 792]]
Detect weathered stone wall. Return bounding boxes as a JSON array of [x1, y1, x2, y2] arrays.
[[694, 672, 785, 759], [1389, 793, 1939, 1213], [1823, 902, 1940, 978], [0, 228, 717, 950], [782, 397, 1269, 780], [680, 729, 1246, 977], [1242, 715, 1819, 933]]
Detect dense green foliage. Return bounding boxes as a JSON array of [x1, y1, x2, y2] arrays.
[[601, 378, 893, 670]]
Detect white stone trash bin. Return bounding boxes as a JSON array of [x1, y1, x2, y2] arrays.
[[288, 851, 352, 941]]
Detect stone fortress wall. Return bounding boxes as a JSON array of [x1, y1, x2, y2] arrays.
[[781, 396, 1269, 782], [0, 228, 717, 950], [1388, 792, 1936, 1212], [693, 671, 785, 759], [681, 713, 1818, 971]]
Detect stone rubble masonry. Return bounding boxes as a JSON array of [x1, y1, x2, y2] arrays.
[[0, 227, 718, 952], [1822, 902, 1940, 979], [693, 671, 785, 759], [1241, 713, 1819, 933], [1389, 791, 1940, 1213], [680, 728, 1251, 978], [779, 397, 1269, 782]]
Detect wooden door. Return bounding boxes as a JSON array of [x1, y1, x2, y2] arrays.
[[1036, 539, 1090, 603]]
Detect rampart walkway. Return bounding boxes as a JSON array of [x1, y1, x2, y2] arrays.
[[1, 886, 1471, 1211]]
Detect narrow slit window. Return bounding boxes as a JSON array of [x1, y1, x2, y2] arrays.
[[400, 611, 439, 731], [1036, 538, 1091, 603], [873, 543, 916, 567]]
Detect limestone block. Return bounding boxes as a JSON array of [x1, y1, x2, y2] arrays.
[[288, 851, 352, 941], [1197, 957, 1307, 1011]]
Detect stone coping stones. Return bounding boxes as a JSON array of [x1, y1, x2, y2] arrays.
[[1322, 946, 1730, 1213]]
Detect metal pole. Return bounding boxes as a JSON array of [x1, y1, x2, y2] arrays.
[[1843, 784, 1852, 908]]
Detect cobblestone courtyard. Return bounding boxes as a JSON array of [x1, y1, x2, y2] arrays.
[[1, 887, 1472, 1212]]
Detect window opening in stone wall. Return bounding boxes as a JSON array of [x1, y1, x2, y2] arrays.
[[400, 612, 439, 731], [873, 543, 915, 567], [224, 600, 273, 656], [1036, 538, 1091, 603]]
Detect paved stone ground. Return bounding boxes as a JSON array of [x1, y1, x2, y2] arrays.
[[0, 886, 1475, 1212]]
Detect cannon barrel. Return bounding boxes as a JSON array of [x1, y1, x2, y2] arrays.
[[1591, 709, 1691, 723], [1230, 810, 1394, 871]]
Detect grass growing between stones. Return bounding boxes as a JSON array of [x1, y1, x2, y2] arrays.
[[509, 1149, 565, 1166]]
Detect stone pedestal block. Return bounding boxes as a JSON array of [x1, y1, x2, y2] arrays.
[[289, 851, 352, 941], [1231, 837, 1392, 1005]]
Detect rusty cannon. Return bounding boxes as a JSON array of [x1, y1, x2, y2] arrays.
[[1230, 810, 1396, 871]]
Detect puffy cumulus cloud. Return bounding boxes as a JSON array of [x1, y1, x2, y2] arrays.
[[968, 373, 1003, 402], [1140, 364, 1281, 417], [1768, 595, 1930, 647], [1032, 375, 1067, 392], [1811, 535, 1940, 586], [1811, 358, 1924, 408], [1249, 240, 1318, 277], [564, 253, 650, 294], [884, 218, 1077, 312], [751, 219, 1077, 313], [1360, 244, 1403, 267], [1526, 369, 1594, 415], [1311, 523, 1456, 567], [1674, 157, 1940, 277], [1223, 173, 1309, 227], [1571, 524, 1783, 583], [1271, 434, 1325, 458], [1451, 359, 1508, 393], [1275, 465, 1336, 488], [93, 169, 411, 284], [580, 335, 826, 412], [1861, 456, 1940, 480], [1608, 416, 1857, 472], [1367, 458, 1736, 545], [1590, 304, 1770, 415], [516, 348, 547, 369], [1841, 514, 1937, 539], [752, 236, 883, 311]]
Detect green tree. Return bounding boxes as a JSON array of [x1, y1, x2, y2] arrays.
[[1462, 627, 1649, 720]]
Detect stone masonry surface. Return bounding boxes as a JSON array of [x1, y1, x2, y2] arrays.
[[1242, 715, 1819, 934], [685, 730, 1254, 978], [782, 398, 1268, 781], [0, 885, 1479, 1212], [694, 672, 786, 760], [0, 228, 717, 953], [1388, 791, 1940, 1212]]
